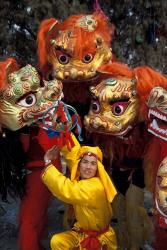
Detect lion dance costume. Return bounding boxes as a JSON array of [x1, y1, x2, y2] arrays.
[[0, 57, 75, 250], [136, 69, 167, 250], [84, 63, 162, 250]]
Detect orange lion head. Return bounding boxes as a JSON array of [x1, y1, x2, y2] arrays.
[[37, 11, 114, 82]]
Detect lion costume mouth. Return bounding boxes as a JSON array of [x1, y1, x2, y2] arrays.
[[148, 108, 167, 141], [147, 87, 167, 141]]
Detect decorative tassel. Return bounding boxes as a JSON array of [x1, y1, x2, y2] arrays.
[[93, 0, 102, 12], [38, 101, 82, 150], [72, 114, 83, 142]]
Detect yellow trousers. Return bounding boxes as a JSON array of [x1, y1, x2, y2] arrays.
[[51, 227, 117, 250]]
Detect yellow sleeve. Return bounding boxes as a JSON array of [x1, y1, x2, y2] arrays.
[[42, 165, 100, 205], [61, 133, 81, 171]]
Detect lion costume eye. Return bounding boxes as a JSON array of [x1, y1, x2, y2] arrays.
[[83, 54, 94, 63], [58, 54, 69, 64], [17, 93, 37, 107], [111, 102, 129, 116], [54, 49, 70, 65], [91, 100, 101, 113]]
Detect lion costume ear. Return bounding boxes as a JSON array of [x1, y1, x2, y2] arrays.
[[0, 58, 20, 90], [37, 18, 59, 71]]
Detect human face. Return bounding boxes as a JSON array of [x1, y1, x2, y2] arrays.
[[79, 155, 98, 179]]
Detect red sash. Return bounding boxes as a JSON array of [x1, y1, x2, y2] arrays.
[[78, 225, 109, 250]]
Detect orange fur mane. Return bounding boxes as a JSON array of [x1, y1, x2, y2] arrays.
[[0, 58, 20, 90], [98, 62, 134, 78]]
